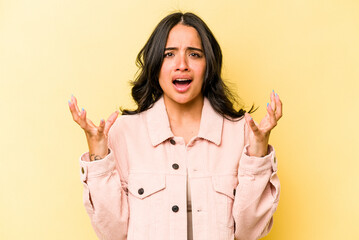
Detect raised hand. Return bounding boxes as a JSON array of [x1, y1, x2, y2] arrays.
[[68, 95, 119, 161], [244, 90, 283, 157]]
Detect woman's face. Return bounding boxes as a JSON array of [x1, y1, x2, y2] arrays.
[[159, 24, 206, 106]]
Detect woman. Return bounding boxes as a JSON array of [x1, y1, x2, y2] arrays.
[[69, 12, 282, 240]]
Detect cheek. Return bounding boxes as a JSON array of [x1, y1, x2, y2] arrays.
[[158, 64, 167, 80], [195, 63, 206, 79], [159, 62, 172, 79], [158, 70, 171, 91], [158, 75, 166, 91]]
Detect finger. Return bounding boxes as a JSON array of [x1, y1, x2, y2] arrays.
[[79, 107, 98, 129], [86, 118, 96, 128], [71, 95, 81, 114], [104, 110, 119, 134], [98, 119, 105, 134], [274, 93, 283, 120], [270, 90, 276, 112], [244, 112, 260, 136], [266, 103, 277, 130], [78, 108, 88, 129], [82, 110, 100, 132], [79, 108, 97, 129], [69, 100, 81, 123]]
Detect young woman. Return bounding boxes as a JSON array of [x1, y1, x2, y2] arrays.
[[69, 12, 282, 240]]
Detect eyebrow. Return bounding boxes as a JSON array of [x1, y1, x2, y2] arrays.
[[164, 47, 203, 52]]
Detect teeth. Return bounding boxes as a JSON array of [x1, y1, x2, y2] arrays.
[[175, 79, 190, 81]]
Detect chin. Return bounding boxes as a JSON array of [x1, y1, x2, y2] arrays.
[[167, 94, 203, 106]]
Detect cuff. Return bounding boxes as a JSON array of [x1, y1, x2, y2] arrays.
[[79, 148, 116, 182], [239, 144, 278, 173]]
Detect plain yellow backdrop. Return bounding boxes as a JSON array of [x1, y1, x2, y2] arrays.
[[1, 0, 358, 239]]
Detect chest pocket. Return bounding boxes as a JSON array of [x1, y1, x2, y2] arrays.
[[127, 173, 167, 239], [212, 174, 238, 228], [128, 173, 166, 199]]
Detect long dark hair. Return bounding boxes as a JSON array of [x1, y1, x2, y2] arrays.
[[122, 12, 255, 120]]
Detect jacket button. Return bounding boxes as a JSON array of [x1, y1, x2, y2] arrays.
[[170, 139, 176, 145], [81, 167, 85, 174], [233, 189, 236, 196], [172, 205, 179, 212], [138, 188, 144, 195], [172, 163, 179, 170]]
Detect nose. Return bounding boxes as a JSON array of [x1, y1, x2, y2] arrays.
[[175, 54, 189, 71]]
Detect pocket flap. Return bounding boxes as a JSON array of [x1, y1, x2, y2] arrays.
[[212, 175, 238, 200], [128, 173, 166, 199]]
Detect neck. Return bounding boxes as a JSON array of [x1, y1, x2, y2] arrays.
[[163, 95, 204, 125]]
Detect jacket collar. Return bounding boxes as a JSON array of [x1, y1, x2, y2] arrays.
[[144, 96, 223, 146]]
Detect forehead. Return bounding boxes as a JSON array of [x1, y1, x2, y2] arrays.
[[165, 24, 202, 48]]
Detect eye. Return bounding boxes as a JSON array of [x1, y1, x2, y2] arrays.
[[164, 52, 174, 57], [190, 52, 202, 58]]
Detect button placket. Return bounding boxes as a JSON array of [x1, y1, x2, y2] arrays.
[[169, 137, 186, 172]]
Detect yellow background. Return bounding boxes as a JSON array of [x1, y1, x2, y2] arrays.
[[1, 0, 358, 239]]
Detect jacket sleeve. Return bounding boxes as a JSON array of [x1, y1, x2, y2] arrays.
[[79, 124, 129, 240], [232, 143, 280, 240]]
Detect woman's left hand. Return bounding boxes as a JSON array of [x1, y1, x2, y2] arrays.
[[244, 90, 283, 157]]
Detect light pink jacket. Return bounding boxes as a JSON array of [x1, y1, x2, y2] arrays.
[[79, 97, 280, 240]]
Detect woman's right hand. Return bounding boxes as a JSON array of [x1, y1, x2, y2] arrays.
[[68, 95, 119, 161]]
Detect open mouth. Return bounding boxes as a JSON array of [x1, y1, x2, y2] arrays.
[[172, 79, 192, 92], [172, 79, 192, 87]]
